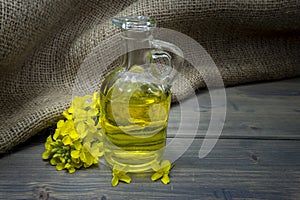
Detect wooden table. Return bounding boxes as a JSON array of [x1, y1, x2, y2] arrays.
[[1, 78, 300, 200]]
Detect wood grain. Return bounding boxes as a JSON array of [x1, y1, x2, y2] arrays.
[[1, 138, 300, 199], [0, 78, 300, 199], [168, 78, 300, 139]]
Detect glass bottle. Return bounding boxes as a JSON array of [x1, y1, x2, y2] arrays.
[[100, 16, 183, 172]]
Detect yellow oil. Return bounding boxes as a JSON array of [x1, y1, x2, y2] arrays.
[[100, 79, 171, 172]]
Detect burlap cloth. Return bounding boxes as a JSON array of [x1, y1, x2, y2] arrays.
[[1, 0, 300, 153]]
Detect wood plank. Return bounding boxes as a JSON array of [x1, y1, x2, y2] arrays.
[[168, 78, 300, 139], [0, 135, 300, 199], [1, 78, 300, 199]]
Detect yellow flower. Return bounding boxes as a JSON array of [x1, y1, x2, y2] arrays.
[[90, 141, 104, 158], [62, 110, 72, 120], [71, 94, 97, 123], [62, 135, 73, 146], [53, 120, 64, 140], [111, 167, 131, 187], [64, 163, 76, 174], [79, 142, 100, 168], [75, 121, 88, 138], [42, 135, 53, 159], [151, 160, 172, 184], [93, 92, 100, 107], [73, 140, 82, 150], [42, 92, 103, 173]]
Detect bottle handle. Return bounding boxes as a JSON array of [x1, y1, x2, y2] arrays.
[[149, 40, 183, 84]]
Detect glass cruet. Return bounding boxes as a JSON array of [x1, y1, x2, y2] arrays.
[[100, 16, 183, 172]]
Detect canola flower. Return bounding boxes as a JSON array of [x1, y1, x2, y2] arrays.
[[42, 92, 103, 173], [151, 160, 172, 184], [111, 167, 131, 187]]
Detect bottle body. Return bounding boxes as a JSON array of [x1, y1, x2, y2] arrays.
[[100, 65, 171, 172], [100, 16, 182, 172]]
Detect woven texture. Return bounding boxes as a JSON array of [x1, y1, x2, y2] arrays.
[[1, 0, 300, 153]]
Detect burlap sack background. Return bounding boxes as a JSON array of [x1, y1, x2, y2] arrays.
[[1, 0, 300, 153]]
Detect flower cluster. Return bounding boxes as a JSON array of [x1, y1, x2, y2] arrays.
[[42, 92, 103, 173]]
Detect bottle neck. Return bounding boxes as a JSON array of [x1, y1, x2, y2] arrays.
[[121, 30, 153, 69]]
